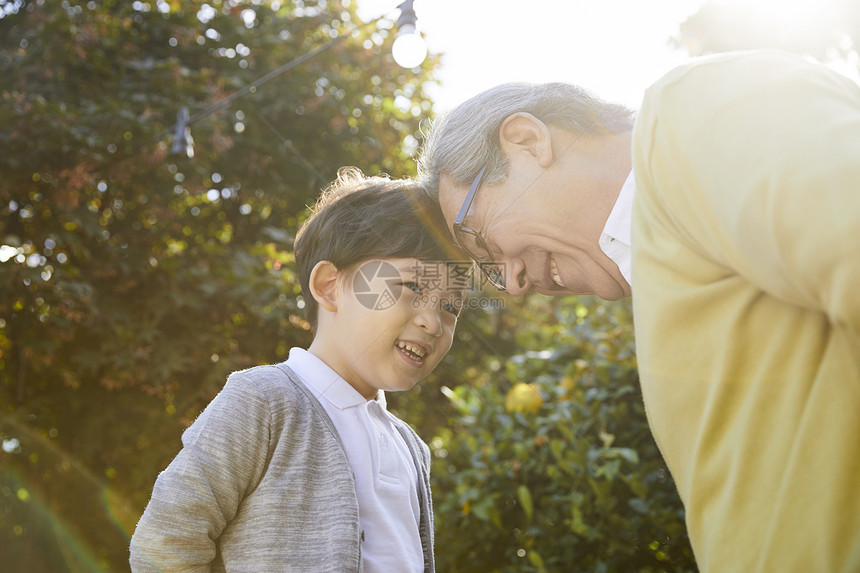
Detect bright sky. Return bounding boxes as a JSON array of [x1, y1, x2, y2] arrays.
[[357, 0, 708, 112]]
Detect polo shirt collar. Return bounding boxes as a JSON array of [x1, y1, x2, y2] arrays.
[[286, 347, 386, 410], [603, 170, 635, 245]]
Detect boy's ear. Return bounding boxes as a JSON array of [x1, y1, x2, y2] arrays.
[[498, 112, 554, 168], [309, 260, 340, 313]]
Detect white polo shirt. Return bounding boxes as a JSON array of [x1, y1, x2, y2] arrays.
[[599, 170, 635, 286], [286, 348, 423, 573]]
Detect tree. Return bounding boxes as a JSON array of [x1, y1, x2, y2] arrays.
[[0, 0, 437, 569]]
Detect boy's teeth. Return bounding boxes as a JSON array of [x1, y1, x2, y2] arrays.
[[397, 341, 426, 358], [550, 258, 565, 288]]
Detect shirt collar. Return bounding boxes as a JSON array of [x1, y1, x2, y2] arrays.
[[286, 347, 386, 410], [602, 170, 635, 245]]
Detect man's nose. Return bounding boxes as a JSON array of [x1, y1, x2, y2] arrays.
[[502, 258, 532, 296]]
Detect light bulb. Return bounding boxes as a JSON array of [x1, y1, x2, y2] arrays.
[[392, 23, 427, 68]]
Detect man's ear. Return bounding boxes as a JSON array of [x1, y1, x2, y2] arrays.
[[498, 112, 554, 168], [309, 260, 340, 313]]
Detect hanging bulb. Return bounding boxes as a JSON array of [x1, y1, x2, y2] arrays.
[[392, 0, 427, 68], [392, 24, 427, 68]]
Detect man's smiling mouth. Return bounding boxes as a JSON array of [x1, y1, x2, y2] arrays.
[[550, 257, 565, 288]]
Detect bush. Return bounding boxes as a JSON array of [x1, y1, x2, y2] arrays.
[[429, 294, 696, 572]]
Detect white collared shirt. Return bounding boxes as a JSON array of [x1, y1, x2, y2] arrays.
[[599, 170, 635, 286], [286, 348, 423, 573]]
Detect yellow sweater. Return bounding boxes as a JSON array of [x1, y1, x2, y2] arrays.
[[631, 50, 860, 572]]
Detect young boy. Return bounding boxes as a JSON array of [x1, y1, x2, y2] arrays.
[[129, 167, 466, 572]]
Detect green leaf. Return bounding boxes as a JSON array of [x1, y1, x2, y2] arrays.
[[517, 484, 534, 521]]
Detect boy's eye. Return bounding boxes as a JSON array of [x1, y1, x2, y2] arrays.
[[441, 301, 461, 317], [441, 296, 464, 317], [402, 281, 423, 294]]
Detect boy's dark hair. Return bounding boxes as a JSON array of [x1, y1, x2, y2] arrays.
[[294, 166, 463, 329]]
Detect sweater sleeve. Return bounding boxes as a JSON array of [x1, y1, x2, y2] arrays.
[[129, 371, 273, 572]]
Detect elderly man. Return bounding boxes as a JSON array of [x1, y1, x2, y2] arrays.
[[417, 50, 860, 572]]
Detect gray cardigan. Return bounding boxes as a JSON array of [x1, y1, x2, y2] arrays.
[[129, 363, 435, 572]]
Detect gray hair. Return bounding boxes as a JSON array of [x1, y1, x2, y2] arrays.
[[416, 82, 636, 198]]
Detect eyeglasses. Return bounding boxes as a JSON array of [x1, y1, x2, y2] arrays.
[[452, 166, 507, 291]]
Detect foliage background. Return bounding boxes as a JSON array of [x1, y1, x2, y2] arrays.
[[1, 0, 856, 571]]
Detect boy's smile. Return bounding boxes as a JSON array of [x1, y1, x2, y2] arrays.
[[309, 257, 462, 399], [395, 340, 430, 365]]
